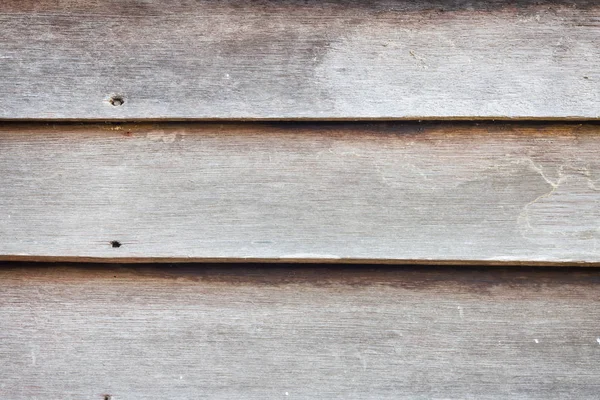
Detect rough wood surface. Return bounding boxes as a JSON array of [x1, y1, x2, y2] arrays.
[[1, 122, 600, 264], [0, 0, 599, 120], [1, 263, 600, 399]]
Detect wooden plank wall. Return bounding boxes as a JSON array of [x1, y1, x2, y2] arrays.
[[2, 0, 600, 397], [0, 0, 598, 120], [1, 263, 600, 399]]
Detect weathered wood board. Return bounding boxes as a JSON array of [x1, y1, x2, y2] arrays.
[[1, 122, 600, 264], [1, 263, 599, 399], [0, 0, 599, 120]]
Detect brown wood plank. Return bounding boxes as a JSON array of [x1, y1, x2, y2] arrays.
[[1, 122, 600, 264], [1, 263, 599, 399], [0, 0, 599, 120]]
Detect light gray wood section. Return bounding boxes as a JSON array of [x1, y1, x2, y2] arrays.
[[1, 263, 600, 399], [0, 1, 599, 120], [1, 122, 600, 264]]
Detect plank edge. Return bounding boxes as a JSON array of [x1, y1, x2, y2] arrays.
[[1, 255, 599, 267]]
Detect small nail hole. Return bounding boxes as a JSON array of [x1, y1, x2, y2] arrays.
[[104, 396, 112, 400], [110, 240, 122, 248], [109, 96, 124, 106]]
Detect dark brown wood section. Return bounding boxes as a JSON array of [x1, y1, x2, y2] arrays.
[[1, 0, 599, 120], [1, 263, 599, 399]]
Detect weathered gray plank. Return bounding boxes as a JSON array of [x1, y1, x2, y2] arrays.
[[1, 122, 600, 264], [1, 263, 599, 399], [0, 0, 599, 120]]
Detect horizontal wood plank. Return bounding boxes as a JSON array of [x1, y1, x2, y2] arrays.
[[1, 122, 600, 264], [0, 0, 599, 120], [1, 263, 600, 399]]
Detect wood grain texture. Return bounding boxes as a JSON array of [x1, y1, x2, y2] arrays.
[[1, 263, 600, 399], [0, 0, 599, 120], [1, 122, 600, 264]]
